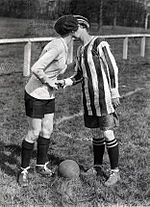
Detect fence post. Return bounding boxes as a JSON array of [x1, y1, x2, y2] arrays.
[[145, 37, 150, 63], [67, 39, 73, 64], [123, 37, 128, 60], [23, 41, 32, 76], [141, 37, 145, 57]]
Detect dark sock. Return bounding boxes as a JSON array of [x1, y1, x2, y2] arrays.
[[21, 139, 34, 168], [93, 137, 105, 166], [37, 136, 50, 165], [106, 139, 119, 169]]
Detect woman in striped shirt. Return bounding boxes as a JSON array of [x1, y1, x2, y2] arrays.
[[58, 15, 121, 187]]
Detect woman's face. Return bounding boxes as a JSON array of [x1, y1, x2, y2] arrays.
[[72, 25, 83, 40]]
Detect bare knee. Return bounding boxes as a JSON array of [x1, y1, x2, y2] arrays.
[[25, 129, 41, 143], [103, 130, 115, 141], [41, 122, 53, 138]]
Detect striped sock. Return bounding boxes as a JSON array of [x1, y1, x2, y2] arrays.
[[93, 137, 105, 166], [106, 138, 119, 169]]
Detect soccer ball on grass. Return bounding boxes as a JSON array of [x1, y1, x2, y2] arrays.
[[58, 159, 80, 179]]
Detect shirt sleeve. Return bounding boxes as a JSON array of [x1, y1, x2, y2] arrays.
[[98, 41, 120, 98], [31, 40, 60, 83]]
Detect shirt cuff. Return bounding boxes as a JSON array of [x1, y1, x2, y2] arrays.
[[64, 78, 73, 86], [111, 88, 120, 99]]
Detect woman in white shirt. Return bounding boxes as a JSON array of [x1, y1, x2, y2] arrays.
[[17, 15, 78, 187]]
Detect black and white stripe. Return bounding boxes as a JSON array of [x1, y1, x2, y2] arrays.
[[72, 36, 119, 117], [106, 138, 118, 149], [93, 137, 105, 146]]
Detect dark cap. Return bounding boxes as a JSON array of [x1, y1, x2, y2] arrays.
[[74, 15, 90, 29], [54, 15, 78, 36]]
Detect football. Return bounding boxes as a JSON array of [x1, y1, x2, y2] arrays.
[[58, 159, 80, 179]]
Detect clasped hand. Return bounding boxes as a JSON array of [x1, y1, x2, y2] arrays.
[[46, 79, 65, 90], [46, 78, 72, 89]]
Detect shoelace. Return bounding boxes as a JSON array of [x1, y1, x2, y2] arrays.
[[20, 166, 30, 178], [45, 162, 54, 176], [44, 162, 51, 172], [21, 166, 30, 173], [109, 172, 114, 178], [109, 169, 119, 177], [37, 162, 53, 175], [36, 162, 49, 168]]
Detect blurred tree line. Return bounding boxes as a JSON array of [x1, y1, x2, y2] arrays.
[[0, 0, 146, 27]]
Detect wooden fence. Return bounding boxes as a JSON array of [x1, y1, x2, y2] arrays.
[[0, 34, 150, 76]]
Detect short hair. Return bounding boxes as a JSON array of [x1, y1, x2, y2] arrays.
[[54, 15, 78, 37]]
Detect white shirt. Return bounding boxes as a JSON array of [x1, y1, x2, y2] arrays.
[[25, 38, 68, 99]]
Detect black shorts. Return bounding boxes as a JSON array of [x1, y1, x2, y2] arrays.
[[84, 112, 119, 130], [24, 91, 55, 119]]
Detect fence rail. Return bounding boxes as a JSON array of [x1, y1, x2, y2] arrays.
[[0, 34, 150, 76]]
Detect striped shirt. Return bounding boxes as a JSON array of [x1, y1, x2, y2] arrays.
[[71, 36, 120, 117]]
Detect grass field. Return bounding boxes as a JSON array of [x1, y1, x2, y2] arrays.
[[0, 17, 150, 207]]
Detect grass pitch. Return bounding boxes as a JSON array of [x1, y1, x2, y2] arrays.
[[0, 17, 149, 207]]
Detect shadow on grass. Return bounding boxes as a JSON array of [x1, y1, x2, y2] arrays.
[[0, 142, 20, 177], [0, 142, 86, 177]]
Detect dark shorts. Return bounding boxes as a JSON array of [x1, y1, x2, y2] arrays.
[[24, 91, 55, 119], [84, 112, 119, 130]]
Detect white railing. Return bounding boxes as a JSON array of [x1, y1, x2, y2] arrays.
[[0, 34, 150, 76]]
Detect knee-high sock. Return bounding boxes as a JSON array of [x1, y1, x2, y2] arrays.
[[21, 140, 34, 168], [106, 138, 119, 169], [92, 138, 105, 166], [37, 136, 50, 165]]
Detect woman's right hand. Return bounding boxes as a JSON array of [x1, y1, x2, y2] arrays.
[[45, 79, 59, 90], [57, 78, 73, 88]]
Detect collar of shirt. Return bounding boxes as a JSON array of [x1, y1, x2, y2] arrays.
[[60, 37, 68, 54], [83, 36, 95, 47]]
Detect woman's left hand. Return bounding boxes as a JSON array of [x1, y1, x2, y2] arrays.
[[112, 97, 120, 109]]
